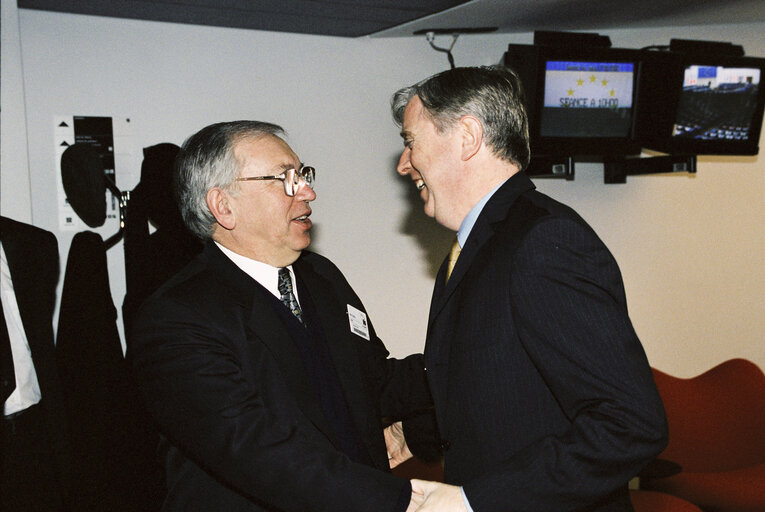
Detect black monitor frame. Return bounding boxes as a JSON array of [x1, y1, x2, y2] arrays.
[[637, 51, 765, 156], [504, 43, 645, 159]]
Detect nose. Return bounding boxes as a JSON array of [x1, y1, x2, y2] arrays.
[[295, 181, 316, 202], [396, 147, 412, 176]]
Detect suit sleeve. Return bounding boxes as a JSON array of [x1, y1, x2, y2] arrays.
[[463, 217, 668, 511], [359, 331, 433, 423], [367, 346, 441, 463], [131, 296, 408, 512]]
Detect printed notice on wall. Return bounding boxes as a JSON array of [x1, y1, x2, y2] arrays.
[[54, 116, 133, 231]]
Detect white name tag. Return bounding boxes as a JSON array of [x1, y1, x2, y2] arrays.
[[347, 304, 370, 340]]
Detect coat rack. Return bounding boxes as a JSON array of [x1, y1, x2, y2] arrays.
[[60, 142, 130, 247]]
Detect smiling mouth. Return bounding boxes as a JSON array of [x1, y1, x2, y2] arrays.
[[293, 211, 312, 224]]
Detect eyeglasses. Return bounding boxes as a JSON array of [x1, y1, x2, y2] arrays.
[[235, 164, 315, 197]]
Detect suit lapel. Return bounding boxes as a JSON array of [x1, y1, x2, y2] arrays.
[[424, 173, 536, 435], [428, 173, 536, 328]]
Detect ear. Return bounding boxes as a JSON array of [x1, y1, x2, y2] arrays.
[[459, 115, 483, 161], [206, 187, 236, 231]]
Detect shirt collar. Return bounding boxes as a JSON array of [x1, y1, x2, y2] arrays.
[[456, 179, 507, 248], [214, 241, 297, 300]]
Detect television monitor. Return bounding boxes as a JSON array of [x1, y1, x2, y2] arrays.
[[504, 44, 644, 159], [540, 60, 635, 138], [638, 53, 765, 155]]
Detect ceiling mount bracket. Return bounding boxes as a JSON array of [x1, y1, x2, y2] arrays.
[[425, 31, 459, 69], [413, 27, 497, 69]]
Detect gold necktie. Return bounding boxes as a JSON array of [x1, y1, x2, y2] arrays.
[[446, 238, 462, 283]]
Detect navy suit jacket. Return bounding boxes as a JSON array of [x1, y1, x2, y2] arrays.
[[131, 242, 430, 512], [423, 173, 667, 511]]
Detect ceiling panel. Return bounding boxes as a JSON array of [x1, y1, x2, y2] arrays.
[[17, 0, 765, 38], [17, 0, 473, 37], [372, 0, 765, 37]]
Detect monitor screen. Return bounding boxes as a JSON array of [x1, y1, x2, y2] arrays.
[[672, 65, 761, 143], [540, 60, 635, 138]]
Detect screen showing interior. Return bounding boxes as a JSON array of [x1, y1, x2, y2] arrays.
[[540, 60, 635, 138], [672, 65, 761, 141]]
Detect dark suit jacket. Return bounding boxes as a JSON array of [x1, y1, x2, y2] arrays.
[[422, 173, 668, 512], [130, 242, 431, 512], [0, 216, 70, 493]]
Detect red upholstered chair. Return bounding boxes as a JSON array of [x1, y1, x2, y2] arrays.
[[630, 490, 703, 512], [641, 358, 765, 512]]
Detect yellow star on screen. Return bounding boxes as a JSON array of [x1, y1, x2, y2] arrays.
[[610, 89, 616, 97], [602, 78, 609, 86], [567, 88, 575, 96], [590, 75, 597, 83], [577, 78, 584, 86]]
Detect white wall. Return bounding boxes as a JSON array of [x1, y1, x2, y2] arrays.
[[2, 5, 763, 376], [1, 0, 33, 222]]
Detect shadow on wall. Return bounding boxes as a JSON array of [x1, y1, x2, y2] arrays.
[[390, 154, 454, 278]]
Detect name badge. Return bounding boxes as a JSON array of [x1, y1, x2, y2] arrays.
[[347, 304, 370, 340]]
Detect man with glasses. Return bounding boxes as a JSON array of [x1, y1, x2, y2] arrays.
[[130, 121, 433, 512]]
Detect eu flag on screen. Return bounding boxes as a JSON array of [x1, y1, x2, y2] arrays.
[[543, 61, 634, 108], [697, 66, 718, 79]]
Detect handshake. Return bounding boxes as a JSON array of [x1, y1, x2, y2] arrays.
[[385, 422, 468, 512]]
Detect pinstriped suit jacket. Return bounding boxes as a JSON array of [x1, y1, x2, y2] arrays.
[[423, 173, 668, 512]]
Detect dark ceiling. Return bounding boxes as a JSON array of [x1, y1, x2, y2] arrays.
[[17, 0, 474, 37], [17, 0, 765, 38]]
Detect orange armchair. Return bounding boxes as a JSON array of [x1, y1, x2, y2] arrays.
[[641, 358, 765, 512]]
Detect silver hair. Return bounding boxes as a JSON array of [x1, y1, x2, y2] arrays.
[[391, 66, 530, 170], [175, 120, 284, 240]]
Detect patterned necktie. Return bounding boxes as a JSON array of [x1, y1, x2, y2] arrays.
[[445, 238, 462, 284], [278, 267, 303, 323]]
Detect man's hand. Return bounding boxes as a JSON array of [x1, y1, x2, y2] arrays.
[[410, 479, 467, 512], [384, 421, 413, 469]]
